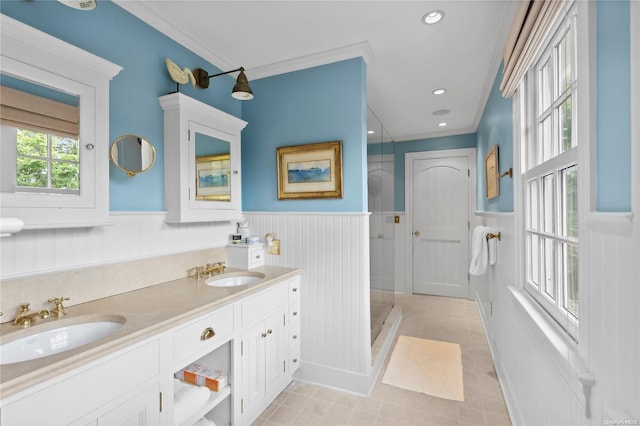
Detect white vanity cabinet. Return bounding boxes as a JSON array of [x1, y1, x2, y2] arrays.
[[169, 305, 235, 426], [159, 93, 247, 223], [0, 271, 301, 426], [239, 275, 301, 424], [0, 340, 161, 426]]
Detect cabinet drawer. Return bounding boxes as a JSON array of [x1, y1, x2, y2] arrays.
[[248, 246, 265, 267], [288, 301, 300, 325], [288, 276, 301, 299], [173, 305, 234, 365], [242, 283, 288, 327], [289, 325, 300, 350], [288, 352, 301, 373]]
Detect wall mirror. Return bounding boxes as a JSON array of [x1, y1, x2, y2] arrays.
[[110, 135, 156, 176], [0, 14, 122, 229], [194, 132, 231, 201], [159, 92, 246, 223]]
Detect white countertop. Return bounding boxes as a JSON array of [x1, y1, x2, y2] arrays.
[[0, 265, 300, 399]]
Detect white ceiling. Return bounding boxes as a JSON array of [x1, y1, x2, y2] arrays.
[[116, 1, 517, 143]]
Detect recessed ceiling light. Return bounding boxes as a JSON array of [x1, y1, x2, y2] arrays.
[[367, 130, 375, 134], [438, 122, 448, 127], [432, 88, 446, 95], [432, 109, 451, 116], [422, 10, 445, 25]]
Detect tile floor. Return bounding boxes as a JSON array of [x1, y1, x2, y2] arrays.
[[252, 294, 511, 426]]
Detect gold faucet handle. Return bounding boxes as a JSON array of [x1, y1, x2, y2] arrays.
[[190, 266, 204, 279], [48, 296, 70, 317], [19, 303, 31, 312]]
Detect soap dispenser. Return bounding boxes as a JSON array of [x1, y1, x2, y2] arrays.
[[237, 221, 250, 242]]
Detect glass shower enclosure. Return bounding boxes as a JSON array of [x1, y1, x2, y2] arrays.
[[367, 107, 395, 344]]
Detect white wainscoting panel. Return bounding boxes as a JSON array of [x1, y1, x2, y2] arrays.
[[0, 212, 235, 280], [244, 212, 373, 394], [475, 211, 640, 425]]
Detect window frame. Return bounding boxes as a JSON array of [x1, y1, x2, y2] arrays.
[[516, 1, 590, 341], [3, 126, 82, 196]]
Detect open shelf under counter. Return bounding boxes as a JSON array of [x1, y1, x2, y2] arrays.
[[177, 384, 231, 426]]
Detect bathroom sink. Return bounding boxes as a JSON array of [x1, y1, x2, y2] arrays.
[[205, 272, 266, 287], [0, 315, 126, 365]]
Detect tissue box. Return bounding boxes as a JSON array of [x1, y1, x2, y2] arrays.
[[174, 363, 228, 392]]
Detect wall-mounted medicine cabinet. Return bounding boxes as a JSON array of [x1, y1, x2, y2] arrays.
[[159, 93, 247, 223], [0, 14, 122, 230]]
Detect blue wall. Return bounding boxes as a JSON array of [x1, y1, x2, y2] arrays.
[[476, 67, 514, 212], [241, 58, 368, 212], [596, 0, 631, 211], [1, 0, 241, 211], [3, 0, 630, 214]]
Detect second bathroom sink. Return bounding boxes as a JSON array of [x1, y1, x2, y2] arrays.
[[205, 272, 265, 287]]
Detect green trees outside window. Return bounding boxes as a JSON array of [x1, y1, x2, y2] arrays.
[[16, 129, 80, 190]]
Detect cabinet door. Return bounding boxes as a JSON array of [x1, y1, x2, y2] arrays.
[[264, 309, 287, 394], [97, 384, 159, 426], [241, 321, 267, 417]]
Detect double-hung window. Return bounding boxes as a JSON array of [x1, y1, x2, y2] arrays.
[[521, 3, 579, 338]]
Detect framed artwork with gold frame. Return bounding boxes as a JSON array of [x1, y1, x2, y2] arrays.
[[277, 141, 343, 200], [485, 145, 499, 199], [195, 154, 231, 201]]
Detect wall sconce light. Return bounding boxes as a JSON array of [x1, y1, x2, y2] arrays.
[[192, 67, 254, 100]]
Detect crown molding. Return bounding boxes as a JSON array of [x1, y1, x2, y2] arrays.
[[112, 1, 234, 71], [113, 2, 373, 80], [246, 41, 374, 80]]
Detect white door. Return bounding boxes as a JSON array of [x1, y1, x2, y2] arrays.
[[407, 149, 475, 298]]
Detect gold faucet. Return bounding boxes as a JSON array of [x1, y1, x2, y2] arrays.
[[191, 261, 227, 279], [13, 303, 50, 328], [203, 261, 226, 277], [48, 296, 70, 317]]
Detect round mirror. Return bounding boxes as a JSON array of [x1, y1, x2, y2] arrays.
[[110, 135, 156, 177]]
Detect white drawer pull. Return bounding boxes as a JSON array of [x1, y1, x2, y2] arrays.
[[200, 327, 216, 341]]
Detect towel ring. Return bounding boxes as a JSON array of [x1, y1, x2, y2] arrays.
[[486, 232, 501, 241]]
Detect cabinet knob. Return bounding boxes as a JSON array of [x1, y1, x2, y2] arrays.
[[261, 332, 267, 338], [293, 335, 298, 340], [200, 327, 216, 341], [293, 358, 298, 363], [267, 329, 273, 334], [292, 312, 298, 316], [292, 288, 298, 292]]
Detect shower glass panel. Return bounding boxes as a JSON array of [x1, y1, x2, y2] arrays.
[[367, 107, 395, 344]]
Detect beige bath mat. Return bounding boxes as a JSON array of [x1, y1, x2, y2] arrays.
[[382, 335, 464, 401]]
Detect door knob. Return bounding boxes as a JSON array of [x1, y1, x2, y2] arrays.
[[413, 231, 420, 237]]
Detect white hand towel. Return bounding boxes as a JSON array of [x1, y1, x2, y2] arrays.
[[173, 379, 210, 425], [469, 226, 491, 275], [488, 236, 498, 265], [192, 417, 217, 426]]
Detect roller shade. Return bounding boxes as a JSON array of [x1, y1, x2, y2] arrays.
[[0, 85, 79, 138], [500, 0, 565, 97]]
